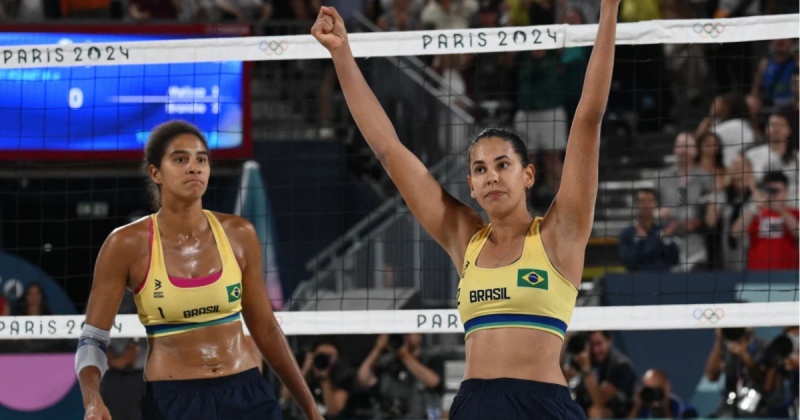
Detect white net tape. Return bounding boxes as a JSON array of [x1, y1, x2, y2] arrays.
[[1, 14, 797, 69], [1, 302, 796, 338]]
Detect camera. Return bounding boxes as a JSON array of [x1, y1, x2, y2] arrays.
[[722, 327, 747, 342], [640, 386, 665, 405], [388, 334, 405, 351], [313, 353, 331, 370], [567, 333, 588, 355], [380, 395, 409, 419], [566, 333, 589, 372]]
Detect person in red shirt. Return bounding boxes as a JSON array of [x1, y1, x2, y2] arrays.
[[0, 296, 9, 316], [732, 170, 799, 270]]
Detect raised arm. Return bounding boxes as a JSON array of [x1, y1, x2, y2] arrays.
[[547, 0, 619, 241], [357, 335, 388, 388], [80, 228, 140, 420], [730, 206, 757, 239], [311, 7, 485, 268], [750, 58, 768, 98]]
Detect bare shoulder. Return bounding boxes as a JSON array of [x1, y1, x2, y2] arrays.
[[449, 206, 487, 270], [210, 212, 260, 271], [210, 212, 259, 247], [106, 216, 150, 252], [211, 212, 256, 235], [100, 216, 150, 265]]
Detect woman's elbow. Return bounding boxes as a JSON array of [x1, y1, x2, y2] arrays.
[[328, 392, 349, 416], [356, 371, 372, 388], [574, 106, 605, 127], [327, 404, 343, 416], [705, 369, 721, 382]]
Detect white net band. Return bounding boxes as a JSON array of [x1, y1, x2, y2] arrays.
[[2, 302, 796, 339], [1, 14, 797, 69]]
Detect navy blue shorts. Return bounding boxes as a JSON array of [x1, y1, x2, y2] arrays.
[[450, 378, 587, 420], [141, 368, 282, 420]]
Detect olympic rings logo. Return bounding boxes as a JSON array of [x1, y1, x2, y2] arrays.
[[693, 23, 725, 39], [693, 308, 725, 324], [259, 40, 289, 56]]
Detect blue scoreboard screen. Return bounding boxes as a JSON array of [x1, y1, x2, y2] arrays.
[[0, 27, 249, 160]]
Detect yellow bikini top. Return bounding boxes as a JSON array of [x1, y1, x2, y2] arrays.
[[133, 211, 243, 338], [457, 217, 578, 341]]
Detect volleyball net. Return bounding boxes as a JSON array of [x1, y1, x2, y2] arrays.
[[0, 13, 798, 342]]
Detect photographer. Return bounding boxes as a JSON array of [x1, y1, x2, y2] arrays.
[[704, 327, 768, 417], [564, 331, 637, 418], [759, 326, 799, 417], [281, 338, 353, 419], [627, 368, 697, 419], [356, 334, 444, 419]]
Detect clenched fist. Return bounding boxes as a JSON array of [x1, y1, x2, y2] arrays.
[[311, 6, 349, 52], [85, 402, 112, 420]]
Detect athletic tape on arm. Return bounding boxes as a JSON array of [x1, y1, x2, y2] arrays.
[[75, 324, 111, 378]]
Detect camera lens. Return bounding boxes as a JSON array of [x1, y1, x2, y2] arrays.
[[640, 387, 656, 404], [722, 328, 746, 342], [567, 334, 587, 355], [388, 334, 405, 350], [313, 353, 331, 370], [640, 387, 664, 404]]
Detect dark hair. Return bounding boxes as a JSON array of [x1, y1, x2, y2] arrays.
[[17, 282, 51, 316], [647, 368, 670, 381], [695, 132, 725, 169], [769, 112, 798, 165], [762, 171, 789, 187], [142, 121, 209, 210], [722, 93, 750, 122], [589, 330, 612, 340], [466, 127, 530, 170], [636, 188, 660, 204], [311, 336, 341, 353]]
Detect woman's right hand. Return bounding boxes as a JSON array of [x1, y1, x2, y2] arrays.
[[85, 401, 111, 420], [745, 172, 767, 207], [374, 334, 389, 351], [302, 351, 314, 374], [311, 6, 349, 53]]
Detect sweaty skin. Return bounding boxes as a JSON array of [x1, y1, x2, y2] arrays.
[[310, 0, 618, 386], [109, 212, 261, 380], [80, 134, 321, 420]]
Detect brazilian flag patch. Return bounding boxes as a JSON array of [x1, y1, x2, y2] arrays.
[[517, 269, 549, 290], [226, 283, 242, 302]]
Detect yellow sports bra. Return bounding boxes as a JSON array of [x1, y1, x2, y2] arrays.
[[457, 217, 578, 341], [133, 211, 243, 338]]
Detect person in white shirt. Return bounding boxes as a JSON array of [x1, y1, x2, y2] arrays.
[[746, 112, 798, 205], [420, 0, 478, 30], [697, 93, 758, 167]]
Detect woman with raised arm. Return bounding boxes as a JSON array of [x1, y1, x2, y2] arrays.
[[312, 1, 618, 418], [77, 121, 321, 420]]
